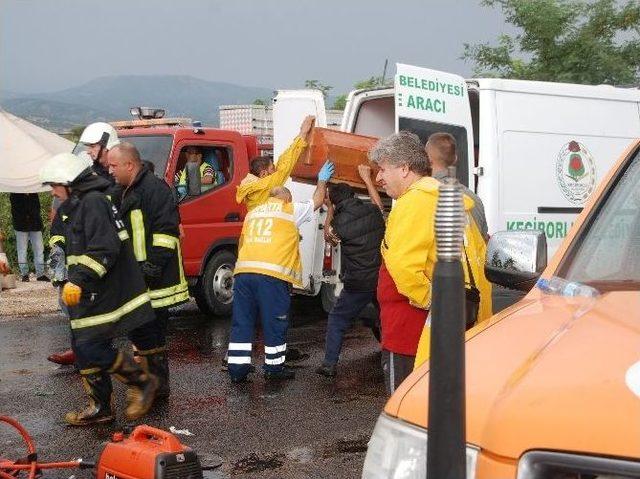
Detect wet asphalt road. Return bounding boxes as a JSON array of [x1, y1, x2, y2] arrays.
[[0, 297, 387, 478]]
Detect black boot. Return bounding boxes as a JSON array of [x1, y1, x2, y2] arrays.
[[109, 352, 159, 421], [65, 371, 115, 426], [140, 350, 170, 398]]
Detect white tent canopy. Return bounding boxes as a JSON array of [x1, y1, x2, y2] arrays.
[[0, 110, 74, 193]]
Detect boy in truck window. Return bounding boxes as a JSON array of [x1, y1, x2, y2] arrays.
[[236, 115, 314, 211]]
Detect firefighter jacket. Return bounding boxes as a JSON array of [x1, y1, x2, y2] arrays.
[[236, 137, 307, 211], [110, 167, 188, 310], [234, 198, 302, 286], [56, 172, 154, 343]]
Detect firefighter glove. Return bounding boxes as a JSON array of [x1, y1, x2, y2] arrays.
[[62, 282, 82, 306]]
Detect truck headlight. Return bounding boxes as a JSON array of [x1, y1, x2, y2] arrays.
[[362, 414, 479, 479]]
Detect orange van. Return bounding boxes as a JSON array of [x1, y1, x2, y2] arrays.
[[362, 140, 640, 478]]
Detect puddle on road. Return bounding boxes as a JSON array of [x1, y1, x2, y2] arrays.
[[232, 452, 285, 474]]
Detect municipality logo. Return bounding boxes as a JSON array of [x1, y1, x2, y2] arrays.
[[555, 140, 596, 205]]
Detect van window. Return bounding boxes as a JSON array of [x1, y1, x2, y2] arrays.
[[174, 145, 232, 201], [560, 147, 640, 289], [398, 118, 470, 187], [353, 96, 395, 138]]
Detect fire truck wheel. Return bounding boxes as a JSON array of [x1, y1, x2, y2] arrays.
[[198, 250, 236, 316]]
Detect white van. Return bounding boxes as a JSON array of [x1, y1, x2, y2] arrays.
[[273, 64, 640, 311]]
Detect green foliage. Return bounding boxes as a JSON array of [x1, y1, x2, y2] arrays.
[[66, 125, 85, 143], [304, 80, 333, 97], [463, 0, 640, 84], [252, 98, 267, 106], [0, 192, 53, 274], [332, 95, 348, 110], [353, 76, 391, 90]]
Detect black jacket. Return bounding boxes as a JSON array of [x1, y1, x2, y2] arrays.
[[9, 193, 43, 232], [110, 167, 187, 309], [57, 172, 154, 343], [332, 198, 385, 292]]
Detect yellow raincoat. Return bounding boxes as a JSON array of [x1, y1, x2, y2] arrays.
[[235, 137, 307, 211], [412, 181, 493, 369]]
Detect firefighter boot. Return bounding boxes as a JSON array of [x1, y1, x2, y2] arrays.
[[140, 350, 170, 398], [64, 371, 115, 426], [110, 353, 159, 420]]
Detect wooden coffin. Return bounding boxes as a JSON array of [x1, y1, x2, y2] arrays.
[[291, 127, 382, 190]]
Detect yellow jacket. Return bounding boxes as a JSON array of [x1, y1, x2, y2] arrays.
[[412, 181, 493, 368], [236, 137, 307, 211], [234, 199, 302, 286]]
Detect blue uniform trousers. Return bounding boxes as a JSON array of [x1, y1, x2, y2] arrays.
[[228, 273, 291, 381], [323, 289, 375, 366]]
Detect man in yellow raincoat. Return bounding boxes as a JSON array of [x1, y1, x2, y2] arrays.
[[236, 116, 315, 211], [368, 131, 491, 394]]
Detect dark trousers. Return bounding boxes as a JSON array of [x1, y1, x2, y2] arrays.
[[323, 289, 375, 366], [228, 273, 291, 380], [72, 321, 160, 373], [381, 349, 415, 396]]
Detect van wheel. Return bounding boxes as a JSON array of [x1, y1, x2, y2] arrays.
[[198, 250, 236, 316]]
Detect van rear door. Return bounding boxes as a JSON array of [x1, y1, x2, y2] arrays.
[[394, 63, 474, 187], [273, 90, 327, 294]]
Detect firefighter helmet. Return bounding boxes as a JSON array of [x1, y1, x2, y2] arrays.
[[40, 152, 92, 186], [79, 122, 120, 149]]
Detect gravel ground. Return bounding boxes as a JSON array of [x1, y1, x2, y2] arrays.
[[0, 275, 61, 319]]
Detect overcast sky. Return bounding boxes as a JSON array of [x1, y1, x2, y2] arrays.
[[1, 0, 515, 94]]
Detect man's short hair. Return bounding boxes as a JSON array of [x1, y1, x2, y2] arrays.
[[111, 142, 141, 165], [250, 156, 274, 177], [269, 186, 292, 202], [427, 132, 457, 167], [368, 131, 430, 176], [328, 182, 354, 206]]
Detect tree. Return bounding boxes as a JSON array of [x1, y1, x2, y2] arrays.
[[304, 80, 333, 97], [252, 98, 267, 106], [463, 0, 640, 85], [332, 95, 347, 110]]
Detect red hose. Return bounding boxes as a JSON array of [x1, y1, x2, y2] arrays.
[[0, 416, 40, 479]]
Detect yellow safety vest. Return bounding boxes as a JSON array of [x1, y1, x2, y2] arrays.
[[178, 162, 216, 193], [234, 199, 302, 286]]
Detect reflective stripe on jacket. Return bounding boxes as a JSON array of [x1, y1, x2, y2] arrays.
[[234, 199, 302, 286]]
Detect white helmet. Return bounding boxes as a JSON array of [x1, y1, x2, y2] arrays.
[[79, 122, 121, 149], [40, 152, 93, 186]]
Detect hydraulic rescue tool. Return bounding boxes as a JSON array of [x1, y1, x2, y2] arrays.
[[0, 416, 217, 479]]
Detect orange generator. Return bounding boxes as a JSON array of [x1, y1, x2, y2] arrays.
[[96, 426, 203, 479]]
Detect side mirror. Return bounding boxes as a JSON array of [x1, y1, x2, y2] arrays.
[[485, 230, 547, 292], [185, 162, 202, 197]]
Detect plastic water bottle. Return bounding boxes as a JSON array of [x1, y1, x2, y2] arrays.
[[536, 276, 599, 298]]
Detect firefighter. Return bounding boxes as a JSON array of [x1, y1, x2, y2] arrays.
[[236, 115, 315, 211], [39, 152, 158, 426], [227, 162, 334, 383], [79, 122, 120, 184], [108, 142, 188, 396]]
